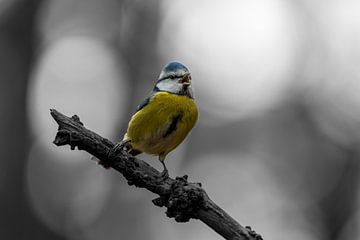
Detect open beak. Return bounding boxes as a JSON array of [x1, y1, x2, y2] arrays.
[[179, 73, 191, 86]]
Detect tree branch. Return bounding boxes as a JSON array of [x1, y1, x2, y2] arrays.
[[50, 109, 263, 240]]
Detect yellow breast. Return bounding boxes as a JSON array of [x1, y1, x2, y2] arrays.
[[124, 92, 198, 160]]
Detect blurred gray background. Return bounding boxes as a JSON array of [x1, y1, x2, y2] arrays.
[[1, 0, 360, 239]]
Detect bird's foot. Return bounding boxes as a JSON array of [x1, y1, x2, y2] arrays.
[[101, 140, 131, 168], [159, 169, 169, 180], [112, 139, 131, 154], [159, 158, 169, 181], [158, 159, 169, 180]]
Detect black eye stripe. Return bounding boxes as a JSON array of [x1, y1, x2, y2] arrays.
[[157, 74, 179, 82], [156, 76, 168, 82]]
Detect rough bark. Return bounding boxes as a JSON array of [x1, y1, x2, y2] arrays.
[[50, 109, 263, 240]]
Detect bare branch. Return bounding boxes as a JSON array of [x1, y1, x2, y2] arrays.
[[50, 109, 263, 240]]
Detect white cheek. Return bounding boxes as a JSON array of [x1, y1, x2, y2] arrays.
[[156, 79, 182, 93]]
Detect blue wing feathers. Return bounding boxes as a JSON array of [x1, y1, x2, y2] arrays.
[[163, 113, 183, 138], [136, 96, 151, 112]]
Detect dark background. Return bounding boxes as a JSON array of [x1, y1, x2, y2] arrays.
[[1, 0, 360, 239]]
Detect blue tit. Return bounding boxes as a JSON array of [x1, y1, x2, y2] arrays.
[[114, 62, 198, 177]]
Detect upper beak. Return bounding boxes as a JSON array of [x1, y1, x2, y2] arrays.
[[179, 73, 191, 86]]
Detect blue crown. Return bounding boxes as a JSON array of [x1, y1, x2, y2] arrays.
[[163, 62, 188, 72]]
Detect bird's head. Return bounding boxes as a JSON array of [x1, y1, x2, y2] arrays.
[[154, 62, 194, 98]]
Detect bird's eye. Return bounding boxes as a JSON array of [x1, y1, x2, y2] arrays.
[[169, 74, 176, 79]]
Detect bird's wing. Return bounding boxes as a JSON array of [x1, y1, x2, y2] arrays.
[[135, 90, 156, 112], [163, 113, 183, 138], [136, 96, 151, 112]]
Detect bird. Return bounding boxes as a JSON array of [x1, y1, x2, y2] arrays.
[[113, 62, 198, 177]]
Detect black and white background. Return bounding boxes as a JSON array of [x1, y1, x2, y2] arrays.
[[1, 0, 360, 239]]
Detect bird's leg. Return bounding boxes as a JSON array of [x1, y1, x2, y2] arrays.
[[159, 158, 169, 179]]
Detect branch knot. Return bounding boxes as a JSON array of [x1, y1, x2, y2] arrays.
[[165, 175, 205, 222], [71, 114, 83, 125]]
